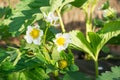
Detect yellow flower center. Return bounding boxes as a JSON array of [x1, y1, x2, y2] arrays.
[[56, 37, 65, 46], [30, 28, 40, 39]]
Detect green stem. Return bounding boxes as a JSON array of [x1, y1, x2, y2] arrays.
[[43, 25, 49, 44], [85, 0, 98, 41], [49, 43, 55, 60], [56, 9, 66, 33], [94, 60, 99, 78], [0, 56, 9, 66], [54, 70, 59, 80], [68, 48, 74, 63], [13, 49, 21, 66], [8, 0, 11, 8]]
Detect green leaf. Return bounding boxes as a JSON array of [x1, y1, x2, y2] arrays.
[[9, 17, 26, 32], [12, 0, 34, 17], [7, 72, 26, 80], [96, 20, 120, 54], [101, 46, 110, 53], [24, 68, 49, 80], [9, 0, 49, 36], [97, 66, 120, 80], [52, 46, 60, 61], [0, 24, 11, 40], [69, 64, 79, 72], [29, 0, 49, 8], [24, 43, 39, 51], [0, 7, 12, 19], [0, 60, 14, 72], [61, 4, 73, 14], [93, 18, 104, 28], [69, 30, 95, 59], [59, 0, 74, 11], [13, 56, 44, 72], [107, 34, 120, 45], [100, 0, 109, 10], [50, 0, 63, 11], [46, 64, 56, 74], [60, 51, 67, 59], [63, 71, 89, 80], [99, 21, 120, 34], [0, 49, 9, 63], [71, 0, 88, 7], [88, 32, 102, 54], [40, 7, 51, 14], [46, 27, 59, 41]]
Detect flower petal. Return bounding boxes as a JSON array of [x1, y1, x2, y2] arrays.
[[34, 25, 40, 28], [56, 33, 62, 38], [24, 35, 33, 44], [57, 46, 65, 52], [33, 38, 41, 45], [27, 26, 32, 31], [40, 30, 43, 37]]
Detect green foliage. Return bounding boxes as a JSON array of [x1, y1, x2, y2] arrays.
[[97, 66, 120, 80], [14, 56, 44, 72], [96, 20, 120, 54], [9, 0, 48, 36], [88, 32, 102, 54], [69, 64, 79, 72], [101, 46, 110, 54], [9, 0, 75, 36], [0, 24, 11, 40], [71, 0, 88, 7], [100, 0, 109, 10], [69, 30, 95, 59], [108, 34, 120, 45], [49, 0, 62, 11], [63, 71, 89, 80], [7, 72, 26, 80], [70, 20, 120, 62], [99, 21, 120, 34], [61, 4, 73, 14], [0, 49, 9, 63], [0, 7, 12, 19], [24, 68, 49, 80], [0, 6, 12, 39], [93, 18, 104, 28], [0, 0, 120, 79]]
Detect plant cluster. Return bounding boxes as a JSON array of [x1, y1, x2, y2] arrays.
[[0, 0, 120, 80]]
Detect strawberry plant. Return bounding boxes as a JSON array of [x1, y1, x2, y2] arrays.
[[0, 0, 120, 80]]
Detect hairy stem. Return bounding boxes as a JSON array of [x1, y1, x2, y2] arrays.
[[54, 70, 60, 80], [13, 49, 21, 66], [43, 25, 49, 44], [94, 60, 99, 78], [56, 9, 66, 33]]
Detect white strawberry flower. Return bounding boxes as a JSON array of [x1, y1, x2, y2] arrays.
[[24, 25, 43, 45], [53, 33, 71, 52], [43, 12, 59, 26]]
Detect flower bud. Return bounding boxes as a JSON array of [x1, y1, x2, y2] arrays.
[[58, 60, 68, 69]]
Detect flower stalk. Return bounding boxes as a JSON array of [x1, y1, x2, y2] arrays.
[[43, 24, 50, 44], [13, 49, 21, 66], [54, 70, 60, 80], [94, 59, 99, 78], [83, 0, 100, 77], [56, 9, 66, 33]]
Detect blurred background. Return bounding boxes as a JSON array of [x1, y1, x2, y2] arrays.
[[0, 0, 120, 54]]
